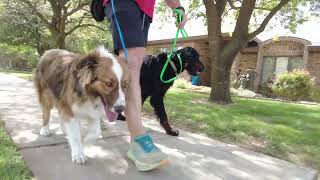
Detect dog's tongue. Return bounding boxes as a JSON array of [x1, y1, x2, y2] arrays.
[[104, 106, 117, 122]]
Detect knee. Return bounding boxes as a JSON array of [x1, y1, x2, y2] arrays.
[[125, 48, 146, 73]]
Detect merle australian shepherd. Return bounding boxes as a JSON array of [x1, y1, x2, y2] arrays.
[[117, 46, 205, 136], [33, 47, 129, 164]]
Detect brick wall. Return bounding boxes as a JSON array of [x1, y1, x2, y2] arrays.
[[307, 50, 320, 86], [237, 53, 258, 71], [193, 42, 210, 86]]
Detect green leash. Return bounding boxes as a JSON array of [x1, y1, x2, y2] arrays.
[[160, 9, 188, 83]]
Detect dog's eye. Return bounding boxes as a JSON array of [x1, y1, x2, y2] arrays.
[[105, 81, 113, 87]]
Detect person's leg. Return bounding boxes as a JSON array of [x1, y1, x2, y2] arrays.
[[105, 1, 168, 171], [119, 47, 146, 138]]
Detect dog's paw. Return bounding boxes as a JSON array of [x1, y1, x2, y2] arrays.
[[167, 129, 179, 136], [40, 126, 51, 137], [72, 153, 87, 164]]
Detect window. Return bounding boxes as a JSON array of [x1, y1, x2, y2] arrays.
[[261, 56, 303, 83], [261, 57, 276, 83], [288, 57, 304, 71]]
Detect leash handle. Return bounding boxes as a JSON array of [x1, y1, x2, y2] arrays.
[[111, 0, 128, 63], [160, 9, 187, 83]]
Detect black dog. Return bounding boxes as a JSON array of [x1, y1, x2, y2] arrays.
[[117, 46, 205, 136]]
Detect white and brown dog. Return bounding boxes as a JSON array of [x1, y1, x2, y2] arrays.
[[33, 46, 129, 164]]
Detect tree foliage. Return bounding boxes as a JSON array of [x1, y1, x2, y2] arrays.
[[0, 0, 110, 55], [310, 0, 320, 17]]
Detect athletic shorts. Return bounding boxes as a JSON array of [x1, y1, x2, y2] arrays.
[[104, 0, 151, 55]]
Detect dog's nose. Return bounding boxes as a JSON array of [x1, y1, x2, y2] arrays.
[[114, 105, 125, 113]]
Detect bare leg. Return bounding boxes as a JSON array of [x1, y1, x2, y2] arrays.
[[120, 48, 146, 138], [120, 48, 169, 171]]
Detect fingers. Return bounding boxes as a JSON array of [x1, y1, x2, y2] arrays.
[[176, 12, 188, 28]]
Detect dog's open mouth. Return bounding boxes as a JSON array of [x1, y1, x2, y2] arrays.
[[99, 95, 118, 122]]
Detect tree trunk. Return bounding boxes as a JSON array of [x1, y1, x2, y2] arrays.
[[205, 1, 232, 104], [210, 56, 233, 104], [56, 35, 66, 49], [36, 43, 50, 55]]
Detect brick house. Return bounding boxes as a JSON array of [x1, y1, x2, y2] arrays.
[[146, 35, 320, 91]]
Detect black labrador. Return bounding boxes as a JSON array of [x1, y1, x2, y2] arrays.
[[117, 46, 205, 136]]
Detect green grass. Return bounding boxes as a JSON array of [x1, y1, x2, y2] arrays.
[[0, 69, 33, 80], [143, 88, 320, 170], [0, 121, 32, 180]]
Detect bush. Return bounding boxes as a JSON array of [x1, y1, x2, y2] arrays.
[[173, 78, 193, 89], [271, 69, 314, 101], [258, 83, 274, 98], [311, 87, 320, 102], [0, 44, 38, 70], [231, 79, 240, 89]]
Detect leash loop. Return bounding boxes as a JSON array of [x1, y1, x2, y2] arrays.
[[160, 9, 188, 83]]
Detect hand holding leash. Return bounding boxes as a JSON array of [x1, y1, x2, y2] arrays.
[[174, 7, 188, 28]]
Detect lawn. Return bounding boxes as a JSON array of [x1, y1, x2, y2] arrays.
[[143, 88, 320, 170], [0, 69, 33, 80], [0, 121, 32, 180]]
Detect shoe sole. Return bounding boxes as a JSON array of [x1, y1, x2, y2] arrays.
[[127, 151, 169, 171]]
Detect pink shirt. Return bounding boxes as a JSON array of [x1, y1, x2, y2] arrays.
[[103, 0, 156, 18]]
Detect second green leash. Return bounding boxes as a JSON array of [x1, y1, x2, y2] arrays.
[[160, 9, 188, 83]]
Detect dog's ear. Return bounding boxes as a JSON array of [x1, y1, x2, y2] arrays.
[[157, 53, 168, 61], [77, 53, 99, 70]]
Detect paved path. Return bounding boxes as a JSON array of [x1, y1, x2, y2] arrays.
[[0, 73, 318, 180]]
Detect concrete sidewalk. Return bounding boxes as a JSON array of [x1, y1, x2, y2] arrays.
[[0, 73, 318, 180]]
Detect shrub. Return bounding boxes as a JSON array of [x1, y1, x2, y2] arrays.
[[258, 83, 273, 98], [258, 75, 275, 98], [271, 69, 314, 101], [311, 86, 320, 102], [173, 78, 193, 89], [231, 79, 240, 89]]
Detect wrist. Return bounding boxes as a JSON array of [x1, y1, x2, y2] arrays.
[[166, 0, 181, 9]]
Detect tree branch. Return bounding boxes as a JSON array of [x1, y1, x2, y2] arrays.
[[66, 24, 107, 36], [248, 0, 290, 39], [20, 0, 51, 28], [254, 6, 273, 11], [67, 2, 89, 16], [227, 0, 272, 11], [217, 0, 228, 17], [227, 0, 239, 9], [232, 0, 256, 38]]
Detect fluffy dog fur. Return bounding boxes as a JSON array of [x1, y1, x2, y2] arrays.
[[117, 46, 205, 136], [33, 47, 129, 164]]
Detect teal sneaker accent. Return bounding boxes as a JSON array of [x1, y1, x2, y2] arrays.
[[127, 134, 168, 171], [134, 134, 158, 153]]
